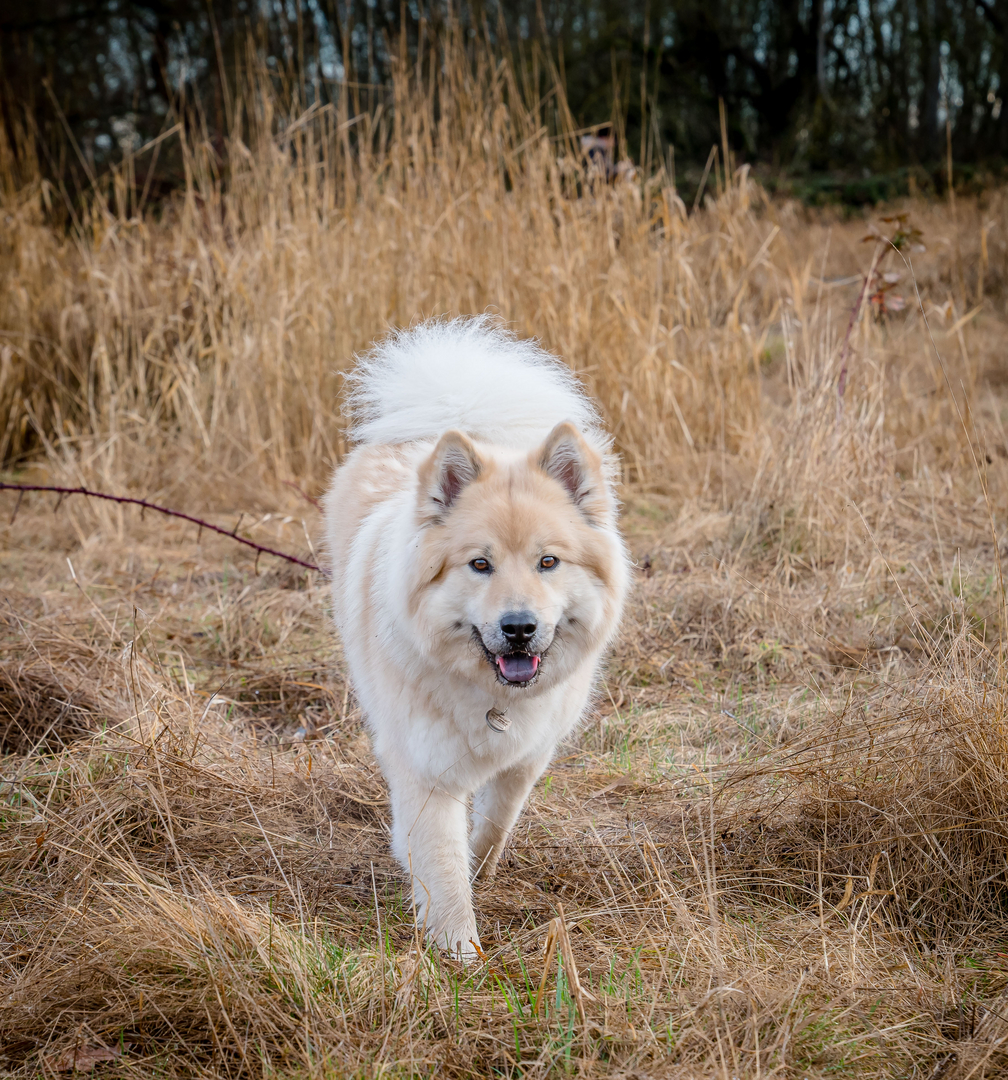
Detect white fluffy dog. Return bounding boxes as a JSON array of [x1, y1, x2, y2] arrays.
[[323, 317, 629, 960]]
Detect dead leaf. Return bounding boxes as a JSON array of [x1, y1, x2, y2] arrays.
[[47, 1043, 127, 1072], [588, 776, 634, 800], [835, 875, 854, 913]]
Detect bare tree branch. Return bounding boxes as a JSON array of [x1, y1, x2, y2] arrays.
[[0, 483, 327, 576]]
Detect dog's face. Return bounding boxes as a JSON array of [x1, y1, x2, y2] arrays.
[[409, 423, 625, 694]]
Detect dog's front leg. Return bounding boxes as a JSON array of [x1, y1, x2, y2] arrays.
[[390, 776, 480, 962], [471, 754, 550, 881]]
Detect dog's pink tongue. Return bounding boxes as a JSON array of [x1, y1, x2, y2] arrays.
[[497, 654, 540, 683]]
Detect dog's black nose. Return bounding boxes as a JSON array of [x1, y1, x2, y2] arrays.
[[500, 610, 537, 646]]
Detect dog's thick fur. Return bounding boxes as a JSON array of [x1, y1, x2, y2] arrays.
[[323, 318, 629, 960]]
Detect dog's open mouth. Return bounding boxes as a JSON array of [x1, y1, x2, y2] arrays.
[[473, 628, 544, 686], [495, 653, 540, 684]]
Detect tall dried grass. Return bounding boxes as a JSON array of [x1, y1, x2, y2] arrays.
[[2, 30, 1004, 517], [3, 24, 1008, 1080]]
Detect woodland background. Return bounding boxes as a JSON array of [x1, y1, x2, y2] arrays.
[[4, 0, 1008, 204]]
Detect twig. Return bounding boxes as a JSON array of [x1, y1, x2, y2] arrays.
[[8, 488, 23, 525], [0, 483, 328, 575], [283, 479, 323, 511], [372, 861, 387, 1026], [692, 144, 718, 214], [836, 240, 883, 422], [555, 902, 595, 1027], [533, 918, 559, 1015]]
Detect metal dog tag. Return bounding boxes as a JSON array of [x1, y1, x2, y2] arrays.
[[486, 707, 511, 733]]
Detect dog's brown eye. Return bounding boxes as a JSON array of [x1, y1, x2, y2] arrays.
[[539, 555, 559, 570], [470, 557, 492, 574]]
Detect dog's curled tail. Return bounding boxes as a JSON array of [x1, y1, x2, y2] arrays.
[[345, 316, 605, 450]]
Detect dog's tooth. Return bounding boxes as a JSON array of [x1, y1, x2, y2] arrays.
[[485, 707, 511, 732]]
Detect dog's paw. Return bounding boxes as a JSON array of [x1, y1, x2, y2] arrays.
[[428, 925, 482, 965], [472, 849, 500, 882]]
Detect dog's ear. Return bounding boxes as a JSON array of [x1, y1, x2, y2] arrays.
[[536, 421, 609, 523], [418, 430, 484, 523]]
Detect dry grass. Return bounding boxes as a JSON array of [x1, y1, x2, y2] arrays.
[[4, 27, 1008, 1079]]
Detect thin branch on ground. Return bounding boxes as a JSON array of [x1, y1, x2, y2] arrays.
[[0, 483, 328, 576]]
